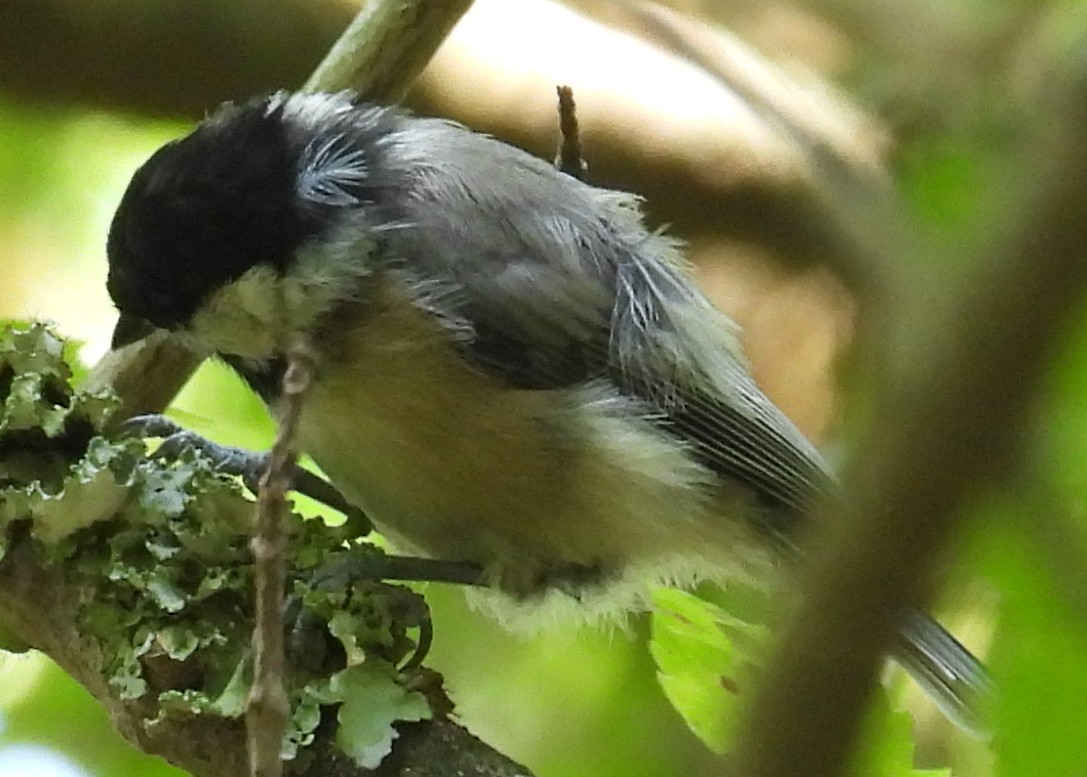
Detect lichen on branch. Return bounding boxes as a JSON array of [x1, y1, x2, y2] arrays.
[[0, 321, 453, 775]]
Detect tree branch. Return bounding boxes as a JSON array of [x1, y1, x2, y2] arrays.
[[0, 0, 351, 119], [732, 54, 1087, 777], [303, 0, 475, 103], [0, 532, 532, 777], [0, 325, 533, 777]]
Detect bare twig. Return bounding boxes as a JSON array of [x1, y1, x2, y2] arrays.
[[553, 85, 587, 180], [304, 0, 474, 103], [81, 332, 203, 430], [246, 343, 315, 777], [732, 57, 1087, 777], [239, 4, 478, 766]]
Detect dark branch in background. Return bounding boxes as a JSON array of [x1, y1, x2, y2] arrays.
[[247, 342, 315, 777], [620, 0, 897, 312], [553, 85, 587, 180], [732, 57, 1087, 777], [0, 0, 888, 296], [0, 0, 351, 119]]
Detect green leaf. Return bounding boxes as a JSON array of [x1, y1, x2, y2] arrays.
[[981, 523, 1087, 777], [285, 689, 326, 759], [110, 644, 150, 700], [650, 588, 767, 753], [328, 610, 365, 661], [134, 464, 195, 519], [3, 373, 65, 434], [73, 387, 120, 430], [209, 654, 252, 718], [157, 652, 252, 720], [333, 663, 431, 769], [0, 322, 70, 382], [650, 588, 938, 776], [847, 692, 931, 777]]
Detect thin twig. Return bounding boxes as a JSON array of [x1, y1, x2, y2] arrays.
[[554, 85, 587, 180], [732, 57, 1087, 777], [246, 342, 315, 777]]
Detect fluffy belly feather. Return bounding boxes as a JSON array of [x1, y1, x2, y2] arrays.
[[296, 292, 775, 603]]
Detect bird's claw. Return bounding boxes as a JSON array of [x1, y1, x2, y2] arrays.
[[118, 413, 370, 528]]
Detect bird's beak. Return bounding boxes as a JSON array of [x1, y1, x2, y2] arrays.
[[110, 313, 156, 350]]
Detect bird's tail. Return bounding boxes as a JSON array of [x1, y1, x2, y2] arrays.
[[891, 607, 992, 736]]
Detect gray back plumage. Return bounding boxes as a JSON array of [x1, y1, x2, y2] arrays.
[[349, 112, 835, 529]]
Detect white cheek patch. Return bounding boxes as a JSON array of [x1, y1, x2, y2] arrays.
[[184, 247, 374, 361], [186, 266, 283, 360], [282, 237, 376, 318]]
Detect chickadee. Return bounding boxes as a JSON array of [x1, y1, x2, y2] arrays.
[[105, 91, 989, 732]]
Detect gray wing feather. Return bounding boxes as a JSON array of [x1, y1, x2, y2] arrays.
[[611, 256, 833, 518], [373, 116, 832, 523]]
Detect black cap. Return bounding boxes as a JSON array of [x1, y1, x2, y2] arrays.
[[105, 98, 311, 333]]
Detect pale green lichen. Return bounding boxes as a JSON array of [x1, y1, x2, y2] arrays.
[[0, 321, 435, 769], [334, 663, 432, 769]]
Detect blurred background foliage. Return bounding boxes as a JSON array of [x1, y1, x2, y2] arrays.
[[0, 0, 1086, 775]]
